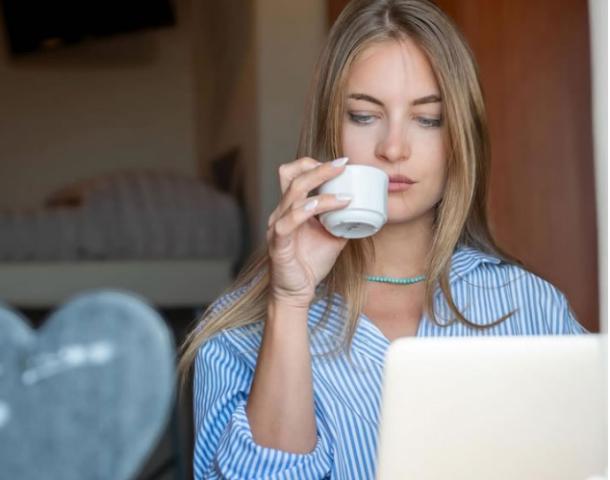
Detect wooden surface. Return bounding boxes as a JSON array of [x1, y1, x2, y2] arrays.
[[0, 259, 235, 308], [327, 0, 599, 331]]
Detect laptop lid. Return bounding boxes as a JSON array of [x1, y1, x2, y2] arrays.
[[376, 335, 608, 480]]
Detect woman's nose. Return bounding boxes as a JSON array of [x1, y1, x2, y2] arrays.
[[375, 123, 411, 163]]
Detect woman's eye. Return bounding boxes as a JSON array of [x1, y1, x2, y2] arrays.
[[417, 117, 442, 128], [348, 113, 376, 125], [347, 112, 442, 128]]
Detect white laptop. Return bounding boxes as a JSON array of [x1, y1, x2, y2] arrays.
[[376, 335, 608, 480]]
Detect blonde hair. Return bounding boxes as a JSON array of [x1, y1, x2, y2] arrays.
[[178, 0, 521, 387]]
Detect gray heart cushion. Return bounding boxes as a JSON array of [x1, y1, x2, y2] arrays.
[[0, 290, 175, 480]]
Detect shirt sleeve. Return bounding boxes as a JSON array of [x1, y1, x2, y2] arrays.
[[192, 333, 333, 480], [551, 293, 589, 335]]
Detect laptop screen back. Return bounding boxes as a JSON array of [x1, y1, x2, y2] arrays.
[[376, 335, 607, 480]]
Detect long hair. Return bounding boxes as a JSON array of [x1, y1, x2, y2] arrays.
[[178, 0, 521, 388]]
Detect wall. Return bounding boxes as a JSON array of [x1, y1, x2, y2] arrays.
[[254, 0, 327, 243], [0, 0, 198, 210], [189, 0, 329, 249], [588, 0, 607, 333], [190, 0, 259, 241]]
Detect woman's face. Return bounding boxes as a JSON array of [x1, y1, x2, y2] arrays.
[[341, 38, 447, 226]]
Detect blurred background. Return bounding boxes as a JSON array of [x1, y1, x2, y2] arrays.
[[0, 0, 605, 479]]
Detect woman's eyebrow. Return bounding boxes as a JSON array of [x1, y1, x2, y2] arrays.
[[347, 93, 442, 106]]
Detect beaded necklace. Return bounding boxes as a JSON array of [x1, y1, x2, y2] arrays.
[[365, 274, 426, 285]]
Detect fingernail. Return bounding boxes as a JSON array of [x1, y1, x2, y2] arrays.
[[304, 199, 319, 211], [331, 156, 349, 167], [335, 193, 352, 202]]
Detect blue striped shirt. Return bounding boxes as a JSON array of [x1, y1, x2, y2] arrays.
[[192, 245, 587, 479]]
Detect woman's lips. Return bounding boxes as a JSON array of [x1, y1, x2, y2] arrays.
[[388, 182, 413, 192], [388, 174, 415, 192], [389, 174, 415, 183]]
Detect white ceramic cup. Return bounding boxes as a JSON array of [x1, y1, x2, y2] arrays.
[[318, 165, 388, 239]]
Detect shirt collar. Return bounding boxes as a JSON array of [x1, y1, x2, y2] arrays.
[[448, 244, 503, 287]]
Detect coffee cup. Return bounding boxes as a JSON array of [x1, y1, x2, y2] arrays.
[[318, 164, 388, 239]]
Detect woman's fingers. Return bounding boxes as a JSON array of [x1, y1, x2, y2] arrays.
[[269, 157, 349, 228], [267, 193, 352, 250], [278, 157, 322, 194]]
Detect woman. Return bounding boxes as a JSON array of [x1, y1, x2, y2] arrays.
[[180, 0, 587, 478]]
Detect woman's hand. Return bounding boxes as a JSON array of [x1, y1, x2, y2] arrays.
[[267, 156, 352, 309]]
